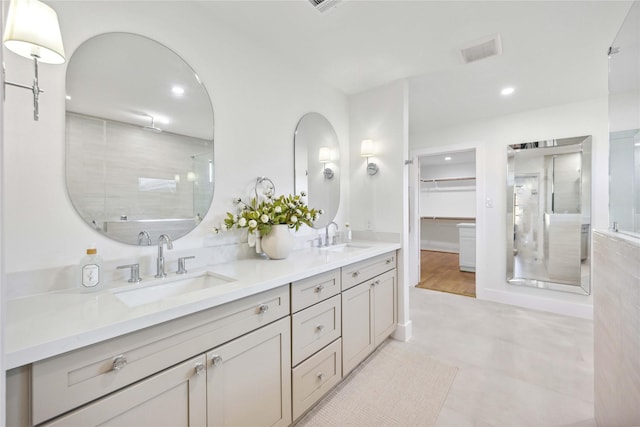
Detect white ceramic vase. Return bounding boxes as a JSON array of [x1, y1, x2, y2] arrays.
[[261, 224, 294, 259]]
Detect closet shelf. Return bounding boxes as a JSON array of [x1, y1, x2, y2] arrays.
[[421, 216, 476, 221], [420, 176, 476, 192], [420, 177, 475, 183]]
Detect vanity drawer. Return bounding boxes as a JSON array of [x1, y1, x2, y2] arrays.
[[291, 269, 340, 313], [32, 286, 289, 425], [292, 338, 342, 421], [341, 251, 396, 291], [291, 295, 341, 366]]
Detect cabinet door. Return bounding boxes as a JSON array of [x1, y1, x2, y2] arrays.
[[207, 317, 291, 427], [373, 269, 397, 346], [341, 281, 374, 376], [43, 355, 207, 427]]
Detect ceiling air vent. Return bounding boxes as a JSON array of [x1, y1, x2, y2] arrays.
[[308, 0, 341, 14], [460, 33, 502, 64]]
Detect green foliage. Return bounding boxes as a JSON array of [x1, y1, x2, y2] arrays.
[[223, 192, 322, 237]]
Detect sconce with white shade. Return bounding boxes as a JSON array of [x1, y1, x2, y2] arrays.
[[361, 139, 379, 175], [2, 0, 66, 121], [319, 146, 334, 179]]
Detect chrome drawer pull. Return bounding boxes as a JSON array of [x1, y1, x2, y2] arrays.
[[112, 355, 127, 371], [211, 355, 223, 367], [317, 372, 324, 380], [258, 304, 269, 314], [194, 362, 206, 376], [352, 271, 360, 278], [386, 258, 392, 264], [315, 285, 324, 293], [316, 324, 325, 332], [375, 280, 380, 285]]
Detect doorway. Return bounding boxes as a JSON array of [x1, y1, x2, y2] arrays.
[[414, 149, 477, 297]]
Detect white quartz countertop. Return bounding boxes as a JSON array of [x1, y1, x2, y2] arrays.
[[5, 241, 400, 370]]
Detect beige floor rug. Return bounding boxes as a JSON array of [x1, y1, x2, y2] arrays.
[[296, 340, 458, 427]]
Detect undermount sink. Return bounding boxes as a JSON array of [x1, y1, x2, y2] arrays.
[[113, 272, 236, 307], [321, 243, 371, 253]]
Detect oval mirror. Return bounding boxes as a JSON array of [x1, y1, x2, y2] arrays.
[[65, 33, 214, 245], [294, 112, 340, 229]]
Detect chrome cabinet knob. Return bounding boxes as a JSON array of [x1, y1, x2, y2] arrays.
[[112, 355, 127, 371], [352, 271, 360, 278], [194, 362, 206, 376], [315, 285, 324, 293], [211, 355, 223, 366], [317, 372, 324, 380], [316, 324, 325, 332], [386, 258, 392, 264], [258, 304, 269, 314]]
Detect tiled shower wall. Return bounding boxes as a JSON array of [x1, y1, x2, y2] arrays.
[[66, 113, 214, 224], [593, 230, 640, 426]]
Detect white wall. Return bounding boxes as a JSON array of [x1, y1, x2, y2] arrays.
[[348, 80, 412, 340], [410, 97, 609, 318], [0, 5, 6, 423], [2, 1, 349, 277]]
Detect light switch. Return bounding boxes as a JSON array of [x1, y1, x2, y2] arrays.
[[485, 197, 493, 208]]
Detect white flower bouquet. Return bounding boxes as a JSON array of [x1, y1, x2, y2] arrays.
[[223, 192, 322, 237]]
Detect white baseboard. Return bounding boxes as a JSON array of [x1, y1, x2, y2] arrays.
[[480, 288, 593, 319], [392, 320, 413, 342], [420, 240, 458, 253]]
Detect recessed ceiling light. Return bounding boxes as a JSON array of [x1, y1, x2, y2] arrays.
[[501, 87, 515, 96], [172, 86, 185, 96], [444, 156, 452, 161], [65, 95, 71, 100], [155, 116, 170, 124]]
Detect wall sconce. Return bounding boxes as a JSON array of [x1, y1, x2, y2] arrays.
[[319, 146, 334, 179], [360, 139, 379, 175], [3, 0, 66, 121]]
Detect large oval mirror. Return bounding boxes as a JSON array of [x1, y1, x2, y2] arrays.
[[65, 33, 214, 245], [294, 113, 340, 229]]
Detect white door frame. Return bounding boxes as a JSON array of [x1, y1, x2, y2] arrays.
[[408, 142, 484, 292]]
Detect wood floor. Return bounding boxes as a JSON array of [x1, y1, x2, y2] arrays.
[[415, 250, 476, 298]]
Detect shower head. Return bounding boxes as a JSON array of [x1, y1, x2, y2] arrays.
[[143, 115, 162, 133]]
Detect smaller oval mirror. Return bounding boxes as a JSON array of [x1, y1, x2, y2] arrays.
[[294, 113, 340, 229], [65, 33, 214, 245]]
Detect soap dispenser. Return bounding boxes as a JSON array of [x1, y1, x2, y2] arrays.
[[80, 245, 103, 291], [344, 223, 352, 242]]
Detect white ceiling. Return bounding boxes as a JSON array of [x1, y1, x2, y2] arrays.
[[197, 0, 632, 134]]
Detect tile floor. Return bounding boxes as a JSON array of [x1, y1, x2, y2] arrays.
[[409, 287, 595, 427]]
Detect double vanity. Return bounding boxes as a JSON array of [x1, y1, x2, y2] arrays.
[[6, 241, 400, 426]]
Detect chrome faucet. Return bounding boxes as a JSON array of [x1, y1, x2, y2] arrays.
[[155, 234, 174, 278], [325, 221, 339, 246], [137, 230, 152, 246]]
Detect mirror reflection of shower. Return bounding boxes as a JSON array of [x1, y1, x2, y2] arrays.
[[507, 136, 591, 295], [192, 152, 214, 222]]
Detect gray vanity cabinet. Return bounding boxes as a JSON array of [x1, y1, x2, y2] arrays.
[[290, 269, 342, 421], [42, 354, 208, 427], [206, 317, 291, 427], [341, 254, 397, 376], [16, 286, 290, 427]]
